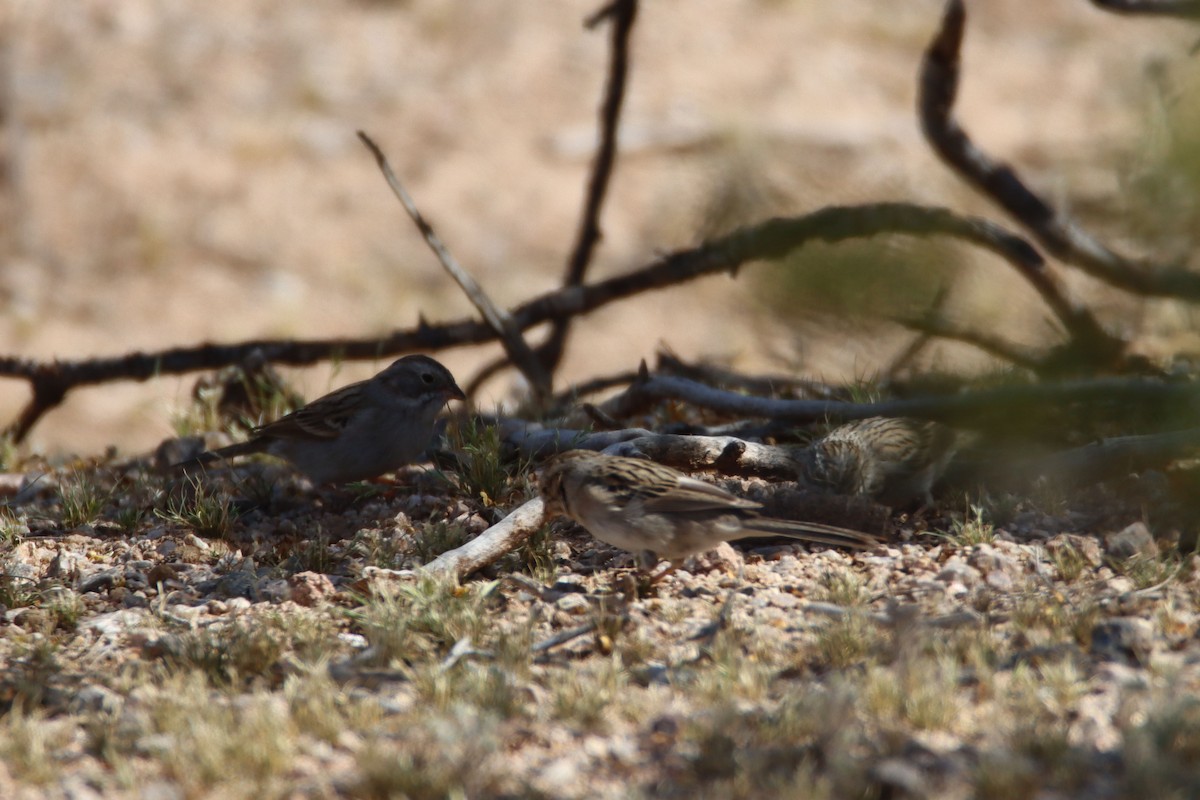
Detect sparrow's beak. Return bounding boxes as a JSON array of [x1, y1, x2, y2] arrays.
[[446, 383, 467, 402]]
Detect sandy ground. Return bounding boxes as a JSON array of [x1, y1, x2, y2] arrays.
[[5, 7, 1200, 796], [0, 0, 1195, 455]]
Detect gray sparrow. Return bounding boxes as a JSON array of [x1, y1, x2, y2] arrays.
[[178, 354, 465, 484], [539, 450, 879, 569], [799, 417, 960, 506]]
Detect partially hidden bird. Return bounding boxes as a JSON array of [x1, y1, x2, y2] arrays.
[[799, 417, 962, 506]]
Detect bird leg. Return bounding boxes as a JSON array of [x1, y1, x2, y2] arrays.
[[631, 550, 679, 592], [645, 561, 678, 585]]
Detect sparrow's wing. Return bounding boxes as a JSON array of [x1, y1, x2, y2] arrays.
[[638, 473, 761, 515], [852, 418, 958, 470], [251, 379, 370, 442]]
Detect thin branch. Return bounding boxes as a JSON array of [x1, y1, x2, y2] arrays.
[[893, 312, 1047, 371], [598, 434, 805, 479], [502, 416, 1200, 491], [502, 424, 805, 478], [1091, 0, 1200, 17], [463, 353, 513, 401], [497, 420, 653, 458], [593, 372, 1200, 426], [539, 0, 638, 378], [530, 203, 1052, 344], [0, 202, 1053, 442], [581, 403, 623, 431], [357, 130, 552, 402], [532, 620, 599, 656], [885, 285, 951, 379], [921, 0, 1200, 303]]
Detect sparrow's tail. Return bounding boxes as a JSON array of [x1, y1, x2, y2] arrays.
[[171, 439, 264, 472], [739, 517, 881, 550]]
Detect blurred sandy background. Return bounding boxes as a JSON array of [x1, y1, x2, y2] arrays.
[[0, 0, 1195, 456]]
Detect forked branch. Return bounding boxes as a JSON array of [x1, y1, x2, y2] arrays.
[[357, 130, 552, 402], [922, 0, 1200, 303], [538, 0, 638, 380], [1, 202, 1047, 442]]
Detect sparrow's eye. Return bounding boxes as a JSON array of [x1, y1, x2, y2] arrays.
[[421, 372, 435, 385]]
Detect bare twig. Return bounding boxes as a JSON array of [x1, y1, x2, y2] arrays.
[[689, 580, 740, 645], [1091, 0, 1200, 17], [463, 354, 513, 400], [498, 421, 653, 459], [893, 312, 1047, 371], [539, 0, 638, 380], [584, 0, 622, 27], [599, 434, 803, 479], [531, 620, 599, 655], [437, 637, 492, 673], [1131, 562, 1186, 597], [357, 130, 552, 402], [422, 497, 547, 579], [885, 285, 951, 379], [502, 423, 805, 477], [581, 403, 623, 431], [592, 372, 1200, 426], [921, 0, 1200, 307], [0, 202, 1054, 442]]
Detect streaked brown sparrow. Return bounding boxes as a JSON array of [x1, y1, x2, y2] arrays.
[[178, 354, 465, 484], [539, 450, 879, 569], [799, 417, 960, 506]]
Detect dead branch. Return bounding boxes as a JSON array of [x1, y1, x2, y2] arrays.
[[594, 371, 1200, 426], [498, 422, 653, 458], [596, 434, 804, 478], [887, 270, 1087, 377], [550, 351, 849, 425], [462, 355, 512, 400], [506, 405, 1200, 495], [501, 422, 804, 478], [580, 403, 623, 431], [531, 620, 600, 659], [656, 418, 801, 441], [884, 286, 952, 380], [921, 0, 1200, 305], [423, 497, 547, 579], [1091, 0, 1200, 17], [357, 131, 551, 402], [538, 0, 637, 379], [894, 313, 1048, 371], [1, 202, 1046, 442]]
